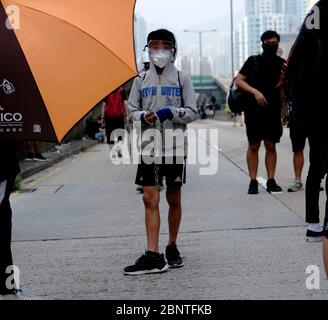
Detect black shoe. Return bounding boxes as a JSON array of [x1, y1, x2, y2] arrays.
[[165, 244, 184, 268], [266, 179, 282, 194], [124, 251, 168, 276], [306, 229, 325, 242], [25, 152, 35, 161], [248, 179, 259, 195], [33, 153, 48, 162]]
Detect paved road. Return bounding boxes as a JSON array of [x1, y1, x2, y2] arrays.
[[197, 118, 326, 224], [10, 121, 328, 299]]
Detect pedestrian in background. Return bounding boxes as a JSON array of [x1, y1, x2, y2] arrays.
[[288, 111, 324, 194], [141, 49, 150, 72], [102, 87, 128, 157], [24, 141, 47, 162], [94, 116, 106, 143], [235, 30, 285, 195], [287, 111, 307, 193]]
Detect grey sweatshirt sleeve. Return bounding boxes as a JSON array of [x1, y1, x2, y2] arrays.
[[169, 72, 200, 124], [128, 76, 146, 122]]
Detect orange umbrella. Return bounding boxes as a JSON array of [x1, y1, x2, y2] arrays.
[[0, 0, 137, 143]]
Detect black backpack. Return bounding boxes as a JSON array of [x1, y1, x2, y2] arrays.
[[227, 56, 259, 114]]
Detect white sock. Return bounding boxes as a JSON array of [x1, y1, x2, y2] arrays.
[[308, 223, 323, 232]]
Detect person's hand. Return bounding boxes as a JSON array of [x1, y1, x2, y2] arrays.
[[141, 112, 157, 125], [253, 90, 268, 107], [156, 108, 174, 122], [145, 112, 157, 124]]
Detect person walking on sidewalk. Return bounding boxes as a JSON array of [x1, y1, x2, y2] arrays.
[[235, 30, 285, 195], [288, 115, 325, 194], [125, 29, 199, 275], [0, 141, 29, 299], [287, 112, 307, 193], [286, 0, 328, 249], [102, 87, 128, 158]]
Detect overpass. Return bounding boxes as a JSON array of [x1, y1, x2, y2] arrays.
[[191, 75, 230, 108]]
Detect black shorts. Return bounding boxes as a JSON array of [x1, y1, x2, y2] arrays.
[[245, 109, 282, 144], [289, 121, 307, 153], [135, 157, 186, 188], [245, 122, 282, 144]]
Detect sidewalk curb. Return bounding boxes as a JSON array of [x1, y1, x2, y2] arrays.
[[19, 140, 98, 180]]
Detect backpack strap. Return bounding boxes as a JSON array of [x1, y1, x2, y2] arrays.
[[139, 71, 148, 108], [142, 71, 147, 81], [177, 71, 185, 107]]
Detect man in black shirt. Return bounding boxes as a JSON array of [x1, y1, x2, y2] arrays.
[[235, 31, 285, 195], [0, 140, 28, 299]]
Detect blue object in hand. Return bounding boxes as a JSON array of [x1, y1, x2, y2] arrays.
[[156, 108, 174, 122]]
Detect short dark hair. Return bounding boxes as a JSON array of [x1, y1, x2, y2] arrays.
[[147, 29, 176, 48], [261, 30, 280, 42]]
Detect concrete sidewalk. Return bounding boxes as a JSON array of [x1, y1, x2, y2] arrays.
[[19, 138, 98, 180], [10, 123, 328, 300], [194, 118, 326, 224]]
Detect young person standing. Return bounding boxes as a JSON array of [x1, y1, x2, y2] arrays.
[[125, 29, 199, 275]]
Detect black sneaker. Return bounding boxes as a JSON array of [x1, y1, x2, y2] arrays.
[[124, 251, 168, 276], [165, 244, 184, 268], [306, 229, 325, 242], [25, 152, 35, 161], [266, 179, 282, 194], [33, 153, 48, 162], [248, 179, 259, 195]]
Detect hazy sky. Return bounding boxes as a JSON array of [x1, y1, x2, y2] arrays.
[[135, 0, 245, 31], [135, 0, 245, 56]]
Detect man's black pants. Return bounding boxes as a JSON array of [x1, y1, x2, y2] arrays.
[[0, 177, 15, 294]]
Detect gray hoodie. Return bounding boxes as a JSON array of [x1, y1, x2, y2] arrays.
[[128, 54, 199, 157]]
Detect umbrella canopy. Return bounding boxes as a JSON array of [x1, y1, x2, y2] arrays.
[[0, 0, 137, 143]]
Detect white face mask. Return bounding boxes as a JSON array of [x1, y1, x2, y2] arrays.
[[150, 49, 173, 69]]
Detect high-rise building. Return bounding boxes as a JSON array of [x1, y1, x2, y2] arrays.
[[179, 55, 192, 75], [214, 33, 232, 77], [236, 0, 310, 69], [202, 57, 214, 76], [134, 16, 147, 64]]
